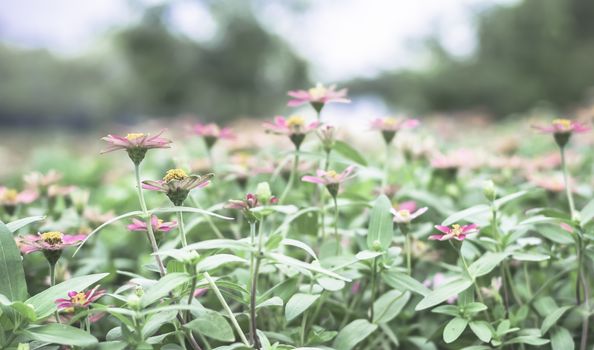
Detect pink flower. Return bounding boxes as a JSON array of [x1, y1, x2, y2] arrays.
[[56, 285, 106, 310], [17, 231, 86, 254], [24, 170, 63, 191], [0, 186, 38, 207], [193, 288, 208, 298], [142, 169, 213, 206], [101, 130, 172, 164], [302, 166, 355, 198], [263, 115, 319, 149], [226, 193, 278, 223], [533, 118, 590, 134], [370, 117, 420, 132], [128, 215, 177, 233], [429, 224, 478, 241], [391, 201, 428, 224], [194, 123, 234, 148], [287, 83, 350, 111]]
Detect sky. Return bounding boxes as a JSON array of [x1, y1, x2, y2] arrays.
[[0, 0, 519, 81]]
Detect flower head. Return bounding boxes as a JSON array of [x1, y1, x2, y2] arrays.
[[18, 231, 86, 265], [142, 169, 213, 206], [391, 201, 428, 224], [263, 115, 319, 149], [101, 130, 172, 165], [226, 193, 278, 223], [193, 123, 234, 149], [128, 215, 177, 233], [56, 285, 106, 311], [288, 83, 350, 113], [302, 166, 355, 198], [371, 117, 420, 144], [24, 170, 62, 193], [0, 186, 38, 215], [317, 125, 336, 153], [429, 224, 478, 241], [533, 118, 590, 148]]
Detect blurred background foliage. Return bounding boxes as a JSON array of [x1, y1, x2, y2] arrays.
[[0, 0, 594, 129]]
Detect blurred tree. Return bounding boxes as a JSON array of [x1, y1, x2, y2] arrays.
[[349, 0, 594, 117]]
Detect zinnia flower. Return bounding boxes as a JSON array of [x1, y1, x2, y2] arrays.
[[142, 168, 213, 206], [288, 83, 350, 113], [533, 118, 590, 148], [429, 224, 478, 241], [193, 123, 234, 149], [18, 231, 86, 265], [226, 193, 278, 223], [317, 125, 336, 153], [0, 186, 38, 215], [371, 117, 420, 144], [24, 170, 62, 193], [263, 115, 319, 149], [128, 215, 177, 233], [391, 201, 428, 224], [56, 285, 106, 311], [302, 166, 355, 198], [101, 130, 172, 165]]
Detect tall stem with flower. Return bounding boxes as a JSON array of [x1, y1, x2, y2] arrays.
[[392, 201, 427, 275], [287, 83, 350, 122]]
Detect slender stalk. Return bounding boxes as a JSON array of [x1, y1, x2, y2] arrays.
[[178, 211, 188, 247], [381, 142, 391, 192], [280, 150, 300, 204], [333, 196, 340, 254], [189, 196, 224, 239], [204, 272, 250, 347], [560, 146, 576, 218], [451, 241, 491, 321], [369, 257, 378, 321], [579, 253, 590, 350], [50, 262, 61, 324], [400, 224, 412, 275], [248, 222, 262, 349], [324, 150, 331, 171], [134, 164, 165, 276]]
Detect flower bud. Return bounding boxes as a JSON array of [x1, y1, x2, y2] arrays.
[[483, 180, 496, 202], [255, 182, 272, 204]]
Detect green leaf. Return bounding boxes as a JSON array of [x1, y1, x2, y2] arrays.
[[334, 140, 368, 166], [0, 220, 27, 301], [366, 195, 393, 251], [373, 290, 410, 324], [580, 198, 594, 225], [550, 327, 574, 350], [415, 278, 473, 311], [443, 317, 468, 343], [442, 205, 489, 226], [185, 239, 253, 252], [507, 336, 549, 346], [23, 324, 98, 347], [494, 190, 529, 208], [141, 273, 190, 307], [317, 277, 345, 291], [355, 250, 384, 261], [431, 305, 460, 317], [469, 321, 492, 343], [382, 270, 430, 296], [281, 239, 318, 260], [197, 254, 246, 272], [285, 293, 319, 322], [540, 305, 572, 335], [511, 252, 549, 262], [184, 309, 235, 342], [332, 319, 378, 350], [26, 273, 108, 319], [467, 252, 510, 278], [267, 252, 350, 281], [6, 216, 46, 233], [11, 301, 36, 321]]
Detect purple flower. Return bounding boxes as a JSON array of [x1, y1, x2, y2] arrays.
[[142, 169, 213, 206], [288, 83, 350, 112], [194, 123, 235, 149], [56, 285, 106, 310], [263, 115, 319, 149], [429, 224, 478, 241], [128, 215, 177, 233], [226, 193, 278, 223], [18, 231, 86, 265], [302, 166, 355, 198], [371, 117, 420, 144], [533, 118, 590, 148], [101, 130, 172, 164]]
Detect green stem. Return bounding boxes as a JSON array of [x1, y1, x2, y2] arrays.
[[189, 196, 224, 239], [333, 196, 340, 255], [248, 222, 262, 349], [50, 263, 61, 324], [204, 272, 250, 347], [579, 239, 590, 350], [369, 257, 378, 321], [134, 164, 165, 276], [381, 142, 390, 191], [401, 225, 412, 275], [178, 210, 188, 247], [451, 241, 491, 321], [560, 146, 576, 218], [280, 150, 300, 204]]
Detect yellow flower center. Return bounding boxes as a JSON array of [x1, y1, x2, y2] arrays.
[[157, 219, 164, 226], [451, 224, 463, 236], [125, 133, 145, 140], [41, 231, 64, 245], [287, 115, 305, 128], [398, 209, 411, 218], [325, 170, 340, 180], [553, 119, 571, 130], [2, 188, 18, 201], [163, 168, 188, 182], [384, 117, 398, 126], [70, 292, 87, 306], [308, 83, 327, 100]]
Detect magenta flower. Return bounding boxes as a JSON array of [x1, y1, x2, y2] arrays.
[[56, 285, 106, 311], [391, 201, 428, 224], [302, 166, 355, 198], [18, 231, 86, 265], [533, 118, 590, 148], [288, 83, 350, 112], [101, 130, 172, 165], [193, 123, 235, 149], [128, 215, 177, 233], [263, 115, 319, 149], [226, 193, 278, 223], [142, 168, 213, 206], [429, 224, 478, 241], [371, 117, 420, 144]]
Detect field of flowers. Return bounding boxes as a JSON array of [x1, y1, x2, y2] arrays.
[[1, 84, 594, 350]]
